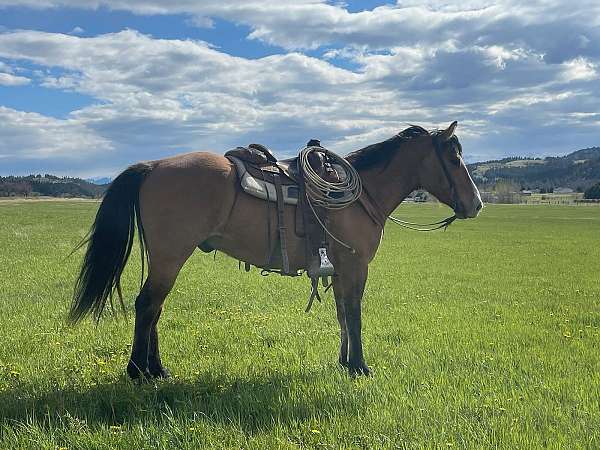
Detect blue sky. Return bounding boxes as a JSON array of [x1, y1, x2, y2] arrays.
[[0, 0, 598, 177]]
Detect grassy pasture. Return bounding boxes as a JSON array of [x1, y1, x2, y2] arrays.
[[0, 201, 599, 449]]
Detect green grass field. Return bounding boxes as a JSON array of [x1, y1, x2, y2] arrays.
[[0, 201, 599, 449]]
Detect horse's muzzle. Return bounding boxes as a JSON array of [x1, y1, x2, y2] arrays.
[[456, 199, 483, 219]]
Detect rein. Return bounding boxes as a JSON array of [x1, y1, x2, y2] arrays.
[[387, 214, 456, 231]]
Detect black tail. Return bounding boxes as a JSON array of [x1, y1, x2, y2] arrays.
[[69, 162, 155, 323]]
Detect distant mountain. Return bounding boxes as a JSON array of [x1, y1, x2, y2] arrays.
[[87, 176, 112, 185], [468, 147, 600, 191], [0, 174, 107, 198]]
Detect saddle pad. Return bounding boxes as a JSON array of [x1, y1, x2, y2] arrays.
[[228, 156, 300, 205]]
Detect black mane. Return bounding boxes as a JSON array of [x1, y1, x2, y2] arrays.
[[346, 125, 430, 170]]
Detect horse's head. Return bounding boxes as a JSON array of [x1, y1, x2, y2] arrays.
[[419, 121, 483, 219]]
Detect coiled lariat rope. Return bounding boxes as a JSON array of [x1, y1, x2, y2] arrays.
[[298, 146, 362, 252], [299, 146, 362, 209]]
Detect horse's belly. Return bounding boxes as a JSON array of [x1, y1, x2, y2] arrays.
[[205, 192, 307, 271]]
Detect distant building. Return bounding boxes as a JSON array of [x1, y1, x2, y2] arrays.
[[553, 187, 574, 194], [480, 191, 498, 203], [405, 190, 429, 202]]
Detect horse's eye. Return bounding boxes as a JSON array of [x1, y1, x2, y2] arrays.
[[449, 154, 461, 167]]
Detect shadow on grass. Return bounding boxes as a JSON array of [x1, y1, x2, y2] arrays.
[[0, 366, 358, 433]]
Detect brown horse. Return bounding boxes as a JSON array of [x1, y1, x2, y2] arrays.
[[70, 121, 482, 378]]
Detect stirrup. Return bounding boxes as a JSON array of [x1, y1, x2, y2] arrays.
[[307, 247, 335, 279], [305, 247, 335, 312]]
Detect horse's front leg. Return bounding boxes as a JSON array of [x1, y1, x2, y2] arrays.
[[333, 290, 349, 367], [333, 263, 370, 376]]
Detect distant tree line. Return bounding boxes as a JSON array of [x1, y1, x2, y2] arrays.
[[585, 182, 600, 199], [469, 146, 600, 192], [0, 175, 107, 198]]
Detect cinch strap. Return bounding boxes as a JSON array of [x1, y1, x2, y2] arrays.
[[273, 173, 290, 274]]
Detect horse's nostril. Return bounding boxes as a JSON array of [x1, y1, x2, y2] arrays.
[[476, 202, 483, 212]]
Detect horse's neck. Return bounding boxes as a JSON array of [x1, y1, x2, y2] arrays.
[[358, 155, 419, 217]]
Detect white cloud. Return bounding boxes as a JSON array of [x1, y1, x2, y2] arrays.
[[0, 72, 30, 86], [69, 26, 85, 35], [1, 0, 598, 55], [561, 57, 597, 82], [0, 106, 113, 159], [185, 16, 214, 29], [0, 30, 389, 169], [487, 91, 576, 115]]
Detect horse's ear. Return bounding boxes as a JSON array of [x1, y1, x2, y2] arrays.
[[439, 121, 458, 141]]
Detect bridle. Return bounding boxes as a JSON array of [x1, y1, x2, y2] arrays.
[[386, 134, 459, 231]]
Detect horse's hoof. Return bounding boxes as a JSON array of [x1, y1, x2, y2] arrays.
[[131, 370, 154, 383], [149, 366, 171, 379], [348, 362, 371, 377], [338, 358, 349, 368], [127, 361, 152, 381]]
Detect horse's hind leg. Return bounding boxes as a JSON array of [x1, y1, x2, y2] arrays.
[[127, 273, 173, 379], [126, 153, 236, 380], [126, 252, 192, 380], [148, 307, 167, 377]]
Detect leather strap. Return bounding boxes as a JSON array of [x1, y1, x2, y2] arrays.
[[305, 277, 322, 312], [273, 173, 290, 274], [433, 136, 460, 213], [260, 168, 274, 267], [358, 186, 387, 230]]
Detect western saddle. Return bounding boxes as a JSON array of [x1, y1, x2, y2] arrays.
[[222, 141, 345, 308]]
